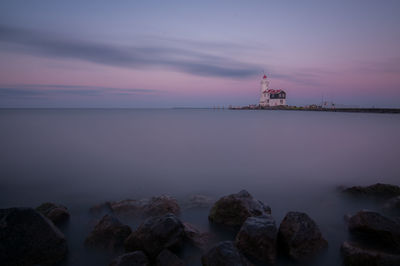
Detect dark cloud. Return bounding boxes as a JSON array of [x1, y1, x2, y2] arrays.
[[0, 24, 260, 78], [0, 84, 158, 98]]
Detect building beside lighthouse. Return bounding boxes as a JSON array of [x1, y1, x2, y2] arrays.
[[259, 75, 287, 107]]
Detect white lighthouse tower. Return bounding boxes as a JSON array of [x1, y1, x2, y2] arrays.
[[259, 74, 270, 106]]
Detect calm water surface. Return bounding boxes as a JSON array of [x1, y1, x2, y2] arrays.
[[1, 109, 400, 265]]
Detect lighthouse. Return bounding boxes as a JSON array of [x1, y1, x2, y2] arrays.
[[259, 75, 287, 107]]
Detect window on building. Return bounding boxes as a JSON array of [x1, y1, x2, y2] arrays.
[[280, 100, 283, 104]]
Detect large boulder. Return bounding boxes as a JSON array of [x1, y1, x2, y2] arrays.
[[85, 214, 132, 251], [208, 190, 271, 227], [124, 213, 185, 258], [341, 241, 400, 266], [183, 222, 212, 250], [342, 183, 400, 199], [36, 202, 70, 224], [110, 251, 149, 266], [347, 210, 400, 253], [201, 241, 252, 266], [236, 215, 277, 264], [277, 211, 328, 260], [156, 249, 184, 266], [0, 207, 67, 266]]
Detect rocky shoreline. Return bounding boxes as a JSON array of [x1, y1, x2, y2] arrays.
[[1, 184, 400, 265]]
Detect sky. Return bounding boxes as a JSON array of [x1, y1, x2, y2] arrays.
[[0, 0, 400, 108]]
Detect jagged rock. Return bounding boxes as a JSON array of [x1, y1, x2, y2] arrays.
[[183, 222, 212, 250], [201, 241, 252, 266], [384, 196, 400, 214], [156, 249, 184, 266], [208, 190, 271, 227], [0, 207, 67, 266], [236, 215, 277, 264], [36, 202, 70, 224], [278, 211, 328, 260], [142, 195, 180, 217], [342, 183, 400, 199], [341, 241, 400, 266], [125, 213, 185, 258], [85, 214, 131, 251], [347, 210, 400, 253], [110, 251, 149, 266], [183, 194, 215, 209]]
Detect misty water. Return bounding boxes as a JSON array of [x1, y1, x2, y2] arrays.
[[1, 109, 400, 266]]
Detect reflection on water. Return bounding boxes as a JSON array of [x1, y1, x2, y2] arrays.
[[1, 109, 400, 265]]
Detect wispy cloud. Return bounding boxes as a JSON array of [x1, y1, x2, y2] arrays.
[[0, 84, 158, 98], [0, 24, 261, 79]]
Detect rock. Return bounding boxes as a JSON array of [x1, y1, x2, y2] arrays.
[[85, 214, 132, 251], [236, 215, 277, 264], [90, 202, 112, 216], [208, 190, 271, 227], [142, 195, 180, 217], [341, 241, 400, 266], [347, 210, 400, 253], [156, 249, 184, 266], [384, 196, 400, 214], [125, 213, 185, 258], [183, 222, 212, 250], [277, 211, 328, 260], [201, 241, 252, 266], [110, 251, 150, 266], [36, 202, 70, 224], [342, 183, 400, 199], [0, 207, 67, 266], [183, 194, 215, 209], [109, 196, 180, 218]]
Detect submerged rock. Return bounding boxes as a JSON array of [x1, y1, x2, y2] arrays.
[[342, 183, 400, 199], [341, 241, 400, 266], [208, 190, 271, 227], [156, 249, 184, 266], [278, 211, 328, 261], [110, 251, 149, 266], [183, 222, 212, 250], [236, 215, 277, 264], [201, 241, 251, 266], [124, 213, 185, 258], [0, 207, 67, 266], [347, 210, 400, 253], [85, 214, 132, 251], [36, 202, 70, 224]]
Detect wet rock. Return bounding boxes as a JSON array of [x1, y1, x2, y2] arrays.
[[36, 202, 70, 224], [384, 196, 400, 214], [85, 214, 132, 251], [110, 251, 150, 266], [201, 241, 252, 266], [110, 199, 149, 217], [142, 195, 180, 217], [156, 249, 184, 266], [0, 207, 67, 266], [236, 215, 277, 264], [183, 194, 215, 209], [347, 210, 400, 253], [341, 241, 400, 266], [125, 213, 185, 258], [278, 211, 328, 260], [183, 222, 212, 250], [208, 190, 271, 227], [342, 183, 400, 199]]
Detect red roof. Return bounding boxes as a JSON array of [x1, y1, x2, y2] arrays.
[[266, 89, 284, 94], [263, 75, 267, 79]]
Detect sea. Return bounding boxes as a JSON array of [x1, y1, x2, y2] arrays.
[[1, 108, 400, 265]]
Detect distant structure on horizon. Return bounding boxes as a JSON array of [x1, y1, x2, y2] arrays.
[[259, 75, 287, 107]]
